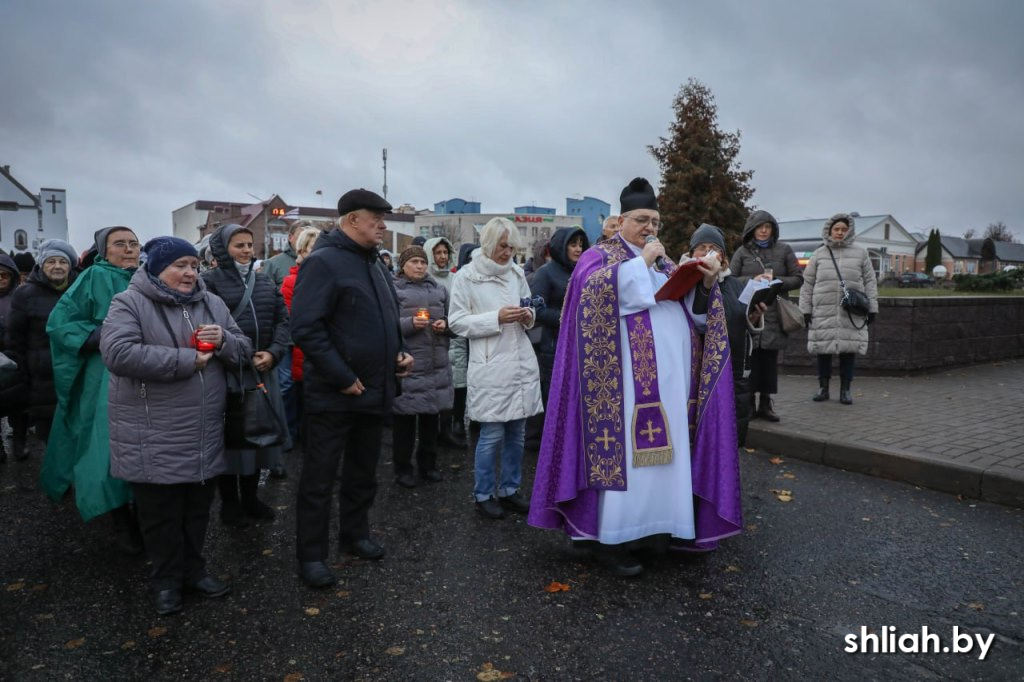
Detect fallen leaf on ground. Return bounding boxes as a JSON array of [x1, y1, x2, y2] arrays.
[[768, 457, 784, 465], [782, 473, 796, 480], [739, 618, 759, 627], [698, 592, 713, 600], [725, 565, 741, 573], [148, 627, 167, 638], [385, 646, 405, 656], [6, 582, 25, 591], [214, 663, 233, 673], [65, 637, 86, 649], [262, 549, 273, 556], [770, 489, 793, 502], [544, 581, 570, 593], [477, 662, 508, 682], [744, 447, 755, 453], [336, 591, 350, 598], [284, 674, 305, 682], [121, 641, 136, 650], [304, 607, 320, 616], [967, 602, 985, 611]]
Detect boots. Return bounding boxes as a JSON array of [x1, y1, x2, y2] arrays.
[[437, 411, 465, 448], [812, 378, 830, 402], [111, 504, 144, 556], [757, 394, 780, 422], [10, 413, 28, 460], [240, 472, 275, 521], [839, 381, 853, 405], [218, 475, 250, 528]]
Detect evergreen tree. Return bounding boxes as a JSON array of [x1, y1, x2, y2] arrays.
[[924, 229, 943, 273], [648, 78, 755, 258]]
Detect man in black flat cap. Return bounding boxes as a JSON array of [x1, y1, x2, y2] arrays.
[[291, 188, 413, 588]]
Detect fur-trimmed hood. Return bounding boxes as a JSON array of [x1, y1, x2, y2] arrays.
[[821, 213, 857, 248]]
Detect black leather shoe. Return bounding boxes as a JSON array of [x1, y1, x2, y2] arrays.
[[475, 497, 505, 519], [757, 396, 781, 422], [220, 505, 251, 528], [395, 473, 417, 489], [840, 386, 853, 405], [187, 574, 231, 598], [154, 588, 183, 615], [437, 432, 466, 448], [593, 546, 643, 578], [269, 465, 288, 479], [419, 469, 443, 483], [244, 499, 276, 521], [498, 492, 530, 514], [299, 561, 338, 588], [343, 538, 385, 560]]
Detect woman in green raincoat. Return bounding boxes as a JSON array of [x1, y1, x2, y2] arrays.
[[42, 226, 143, 552]]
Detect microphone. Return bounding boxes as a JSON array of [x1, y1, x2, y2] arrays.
[[645, 235, 667, 271]]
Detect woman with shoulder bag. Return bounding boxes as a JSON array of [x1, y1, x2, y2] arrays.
[[798, 213, 879, 405], [203, 224, 291, 527], [730, 210, 804, 421]]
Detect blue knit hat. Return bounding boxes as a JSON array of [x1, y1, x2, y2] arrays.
[[143, 236, 198, 276]]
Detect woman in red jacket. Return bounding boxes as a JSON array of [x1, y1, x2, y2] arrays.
[[279, 226, 323, 447]]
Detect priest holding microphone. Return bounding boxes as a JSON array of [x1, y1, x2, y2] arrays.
[[529, 177, 749, 577]]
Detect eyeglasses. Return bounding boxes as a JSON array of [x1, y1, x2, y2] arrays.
[[0, 272, 11, 280], [692, 244, 724, 256], [111, 240, 141, 249], [627, 215, 661, 229]]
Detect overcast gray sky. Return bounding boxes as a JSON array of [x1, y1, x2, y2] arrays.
[[3, 0, 1022, 248]]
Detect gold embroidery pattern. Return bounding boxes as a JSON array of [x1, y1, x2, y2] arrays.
[[627, 316, 656, 397], [579, 238, 631, 487], [588, 441, 624, 487], [697, 287, 729, 421], [630, 402, 674, 467]]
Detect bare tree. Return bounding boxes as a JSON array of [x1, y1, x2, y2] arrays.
[[962, 228, 976, 239], [983, 221, 1017, 243]]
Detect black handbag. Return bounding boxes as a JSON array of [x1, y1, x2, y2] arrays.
[[826, 247, 871, 329], [224, 365, 285, 450]]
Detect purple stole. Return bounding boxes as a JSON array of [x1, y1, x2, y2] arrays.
[[528, 235, 742, 544]]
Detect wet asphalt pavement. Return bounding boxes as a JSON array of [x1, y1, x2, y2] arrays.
[[1, 433, 1022, 681]]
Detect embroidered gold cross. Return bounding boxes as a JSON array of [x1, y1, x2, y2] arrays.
[[596, 428, 614, 451], [641, 420, 662, 443]]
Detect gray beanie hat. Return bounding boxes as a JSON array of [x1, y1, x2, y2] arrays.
[[37, 239, 79, 269], [689, 223, 727, 253]]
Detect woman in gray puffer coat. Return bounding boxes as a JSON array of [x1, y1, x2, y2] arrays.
[[730, 210, 803, 421], [391, 246, 454, 487], [798, 213, 879, 405], [101, 237, 251, 616]]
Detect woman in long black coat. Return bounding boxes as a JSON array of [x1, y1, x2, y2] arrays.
[[202, 224, 291, 527]]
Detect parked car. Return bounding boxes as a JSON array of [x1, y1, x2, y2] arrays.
[[898, 271, 934, 288]]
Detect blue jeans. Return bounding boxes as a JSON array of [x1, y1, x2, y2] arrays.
[[473, 419, 526, 501]]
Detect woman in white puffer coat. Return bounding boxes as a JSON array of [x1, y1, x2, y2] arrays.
[[799, 213, 879, 405], [448, 218, 543, 520]]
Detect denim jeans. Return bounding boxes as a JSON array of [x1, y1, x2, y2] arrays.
[[277, 353, 301, 443], [473, 419, 526, 501]]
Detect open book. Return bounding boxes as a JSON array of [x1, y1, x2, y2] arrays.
[[740, 278, 785, 307], [654, 259, 704, 302]]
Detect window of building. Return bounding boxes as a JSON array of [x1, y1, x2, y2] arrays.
[[14, 230, 27, 250]]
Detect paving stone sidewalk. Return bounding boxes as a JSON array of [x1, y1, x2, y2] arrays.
[[747, 358, 1024, 508]]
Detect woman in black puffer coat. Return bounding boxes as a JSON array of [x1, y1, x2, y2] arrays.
[[0, 254, 25, 462], [6, 241, 79, 457], [202, 224, 291, 527]]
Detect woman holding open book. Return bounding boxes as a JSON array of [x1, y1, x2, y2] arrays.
[[730, 210, 803, 421]]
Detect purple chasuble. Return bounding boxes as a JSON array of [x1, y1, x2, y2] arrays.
[[528, 235, 743, 544]]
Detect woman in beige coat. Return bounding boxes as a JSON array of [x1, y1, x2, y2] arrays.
[[798, 214, 879, 405]]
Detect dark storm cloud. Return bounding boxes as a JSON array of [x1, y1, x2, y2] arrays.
[[1, 0, 1022, 247]]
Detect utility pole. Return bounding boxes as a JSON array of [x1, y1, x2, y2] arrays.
[[382, 148, 388, 201]]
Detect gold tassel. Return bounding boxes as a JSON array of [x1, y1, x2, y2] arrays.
[[633, 447, 673, 468]]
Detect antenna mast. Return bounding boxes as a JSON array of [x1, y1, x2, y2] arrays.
[[382, 148, 388, 200]]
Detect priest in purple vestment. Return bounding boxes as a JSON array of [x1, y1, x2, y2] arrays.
[[528, 177, 745, 577]]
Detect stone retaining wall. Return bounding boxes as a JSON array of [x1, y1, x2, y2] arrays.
[[778, 296, 1024, 374]]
